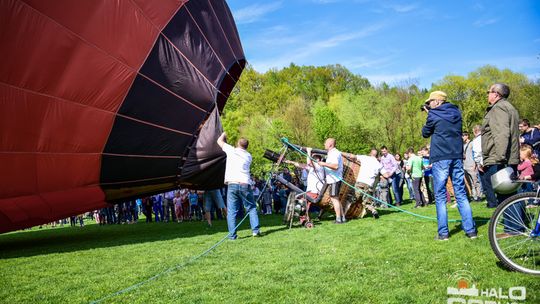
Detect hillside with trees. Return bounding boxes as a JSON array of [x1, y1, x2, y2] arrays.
[[222, 64, 540, 176]]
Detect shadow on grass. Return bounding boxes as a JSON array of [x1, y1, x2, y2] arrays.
[[375, 206, 491, 234], [237, 225, 289, 239], [495, 261, 516, 273], [448, 217, 491, 237], [0, 215, 287, 259]]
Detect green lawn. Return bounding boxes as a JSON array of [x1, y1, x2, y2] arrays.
[[1, 201, 539, 303]]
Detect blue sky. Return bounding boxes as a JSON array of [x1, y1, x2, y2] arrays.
[[228, 0, 540, 89]]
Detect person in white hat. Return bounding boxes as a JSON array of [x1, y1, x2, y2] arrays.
[[421, 91, 477, 241]]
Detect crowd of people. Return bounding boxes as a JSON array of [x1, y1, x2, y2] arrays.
[[91, 189, 226, 226], [42, 83, 539, 241]]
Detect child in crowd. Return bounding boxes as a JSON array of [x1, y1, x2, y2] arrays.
[[518, 145, 537, 193], [262, 187, 273, 215], [189, 190, 202, 221], [173, 191, 183, 222]]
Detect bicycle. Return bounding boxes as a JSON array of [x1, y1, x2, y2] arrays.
[[488, 182, 540, 275]]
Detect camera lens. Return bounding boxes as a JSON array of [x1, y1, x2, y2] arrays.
[[420, 104, 431, 112]]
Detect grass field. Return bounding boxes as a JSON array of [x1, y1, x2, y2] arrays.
[[1, 201, 539, 303]]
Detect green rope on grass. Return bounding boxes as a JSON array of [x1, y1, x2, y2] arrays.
[[89, 211, 250, 304], [90, 147, 286, 304]]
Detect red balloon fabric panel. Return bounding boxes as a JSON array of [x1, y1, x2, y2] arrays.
[[0, 0, 245, 233]]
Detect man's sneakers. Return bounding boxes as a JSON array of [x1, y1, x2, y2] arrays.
[[252, 231, 263, 237], [372, 211, 380, 219], [466, 232, 478, 239], [333, 217, 347, 224], [435, 232, 477, 241], [435, 234, 449, 241]]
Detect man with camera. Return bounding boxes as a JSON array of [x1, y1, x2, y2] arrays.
[[421, 91, 477, 240]]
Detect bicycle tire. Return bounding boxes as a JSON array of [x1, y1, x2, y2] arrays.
[[488, 192, 540, 275]]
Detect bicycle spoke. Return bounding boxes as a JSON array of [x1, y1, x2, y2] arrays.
[[532, 247, 538, 270], [501, 206, 532, 234], [525, 210, 534, 228], [496, 223, 529, 236], [501, 237, 530, 251], [505, 239, 531, 266]]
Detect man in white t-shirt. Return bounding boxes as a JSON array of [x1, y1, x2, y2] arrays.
[[352, 148, 382, 218], [217, 132, 261, 240], [305, 150, 325, 199], [318, 138, 346, 223], [284, 149, 325, 199]]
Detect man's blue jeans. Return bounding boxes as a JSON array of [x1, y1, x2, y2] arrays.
[[391, 172, 403, 205], [227, 183, 260, 239], [432, 159, 476, 236]]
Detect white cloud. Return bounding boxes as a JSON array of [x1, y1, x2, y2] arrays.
[[250, 23, 387, 71], [313, 0, 373, 5], [233, 2, 282, 24], [473, 18, 499, 27], [308, 23, 386, 51], [472, 2, 485, 11], [340, 55, 395, 70], [312, 0, 341, 3], [363, 67, 426, 85], [384, 3, 418, 13], [251, 26, 300, 46]]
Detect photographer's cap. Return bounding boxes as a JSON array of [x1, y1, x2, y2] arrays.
[[425, 91, 447, 102]]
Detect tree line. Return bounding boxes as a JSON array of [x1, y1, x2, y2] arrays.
[[222, 64, 540, 176]]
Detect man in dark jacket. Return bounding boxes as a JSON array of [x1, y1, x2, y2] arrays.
[[481, 83, 524, 238], [422, 91, 477, 240], [481, 83, 520, 208]]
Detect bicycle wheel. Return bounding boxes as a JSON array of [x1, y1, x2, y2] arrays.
[[488, 192, 540, 275]]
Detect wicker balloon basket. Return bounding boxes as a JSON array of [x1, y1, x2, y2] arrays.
[[316, 156, 367, 219]]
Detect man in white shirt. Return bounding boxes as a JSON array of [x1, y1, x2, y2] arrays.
[[302, 148, 325, 198], [318, 138, 346, 223], [283, 148, 325, 198], [217, 132, 261, 240], [344, 148, 382, 219]]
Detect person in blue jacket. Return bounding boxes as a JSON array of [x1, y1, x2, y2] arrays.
[[422, 91, 477, 241], [519, 119, 540, 157]]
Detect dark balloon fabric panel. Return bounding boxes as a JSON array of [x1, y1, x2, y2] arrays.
[[139, 35, 217, 112], [118, 75, 208, 134], [101, 156, 180, 186], [178, 107, 226, 189], [162, 7, 224, 87], [0, 0, 245, 233], [102, 116, 193, 156]]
